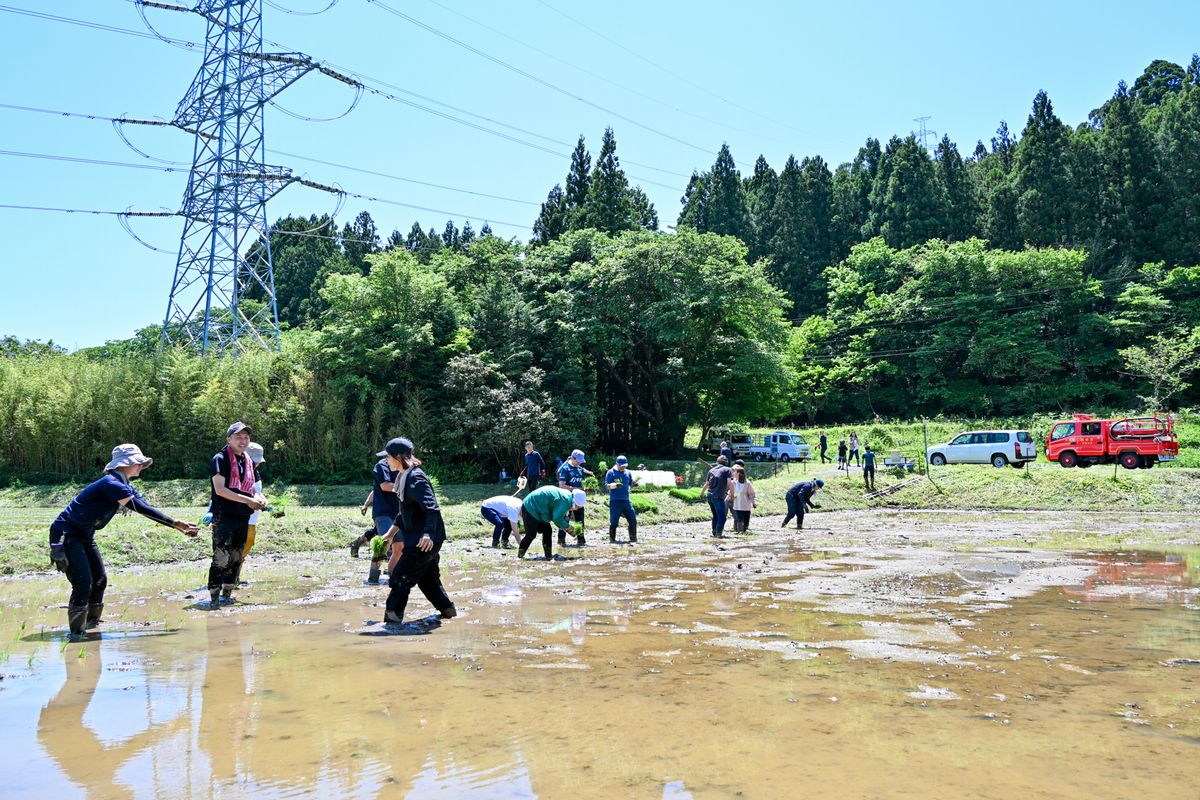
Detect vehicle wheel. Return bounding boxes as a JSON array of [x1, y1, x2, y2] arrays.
[[1012, 461, 1026, 469], [753, 453, 765, 462], [929, 453, 946, 467], [1119, 452, 1141, 470], [1059, 451, 1078, 468], [779, 454, 791, 463], [991, 454, 1008, 468]]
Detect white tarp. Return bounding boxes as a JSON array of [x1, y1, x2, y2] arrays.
[[630, 469, 677, 488]]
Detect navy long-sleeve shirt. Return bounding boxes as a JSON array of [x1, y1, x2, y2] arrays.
[[394, 467, 446, 548]]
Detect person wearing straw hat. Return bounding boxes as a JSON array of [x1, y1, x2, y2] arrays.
[[48, 444, 199, 637], [207, 422, 267, 609]]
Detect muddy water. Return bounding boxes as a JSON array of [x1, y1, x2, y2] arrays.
[[1, 510, 1197, 799]]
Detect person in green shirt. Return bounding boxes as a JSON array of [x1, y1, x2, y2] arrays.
[[519, 486, 585, 561]]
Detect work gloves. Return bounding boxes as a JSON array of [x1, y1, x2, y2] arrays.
[[50, 545, 69, 573]]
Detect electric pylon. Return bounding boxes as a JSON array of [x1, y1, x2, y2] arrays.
[[153, 0, 321, 353]]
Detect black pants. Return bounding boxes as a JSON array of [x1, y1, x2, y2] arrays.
[[863, 465, 876, 489], [519, 510, 554, 559], [848, 449, 860, 466], [208, 515, 249, 591], [62, 535, 106, 611], [525, 475, 540, 491], [732, 509, 752, 532], [819, 445, 829, 463], [386, 541, 451, 620], [781, 493, 806, 528]]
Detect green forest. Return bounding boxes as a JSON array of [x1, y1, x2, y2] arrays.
[[3, 58, 1200, 482]]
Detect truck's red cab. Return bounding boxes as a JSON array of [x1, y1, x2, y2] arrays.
[[1046, 413, 1179, 469]]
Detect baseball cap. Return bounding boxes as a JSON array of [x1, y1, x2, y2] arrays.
[[226, 421, 251, 437], [247, 442, 265, 464], [615, 455, 628, 466], [377, 437, 414, 458], [572, 489, 587, 506], [815, 479, 825, 488], [570, 449, 585, 464]]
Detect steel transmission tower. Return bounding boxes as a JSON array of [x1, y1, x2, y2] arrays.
[[153, 0, 323, 353]]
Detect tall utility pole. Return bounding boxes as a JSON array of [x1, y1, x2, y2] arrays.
[[912, 116, 937, 151], [151, 0, 325, 353]]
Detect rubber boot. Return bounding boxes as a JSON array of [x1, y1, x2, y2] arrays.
[[367, 565, 381, 584], [85, 603, 104, 630], [517, 547, 528, 559], [609, 525, 617, 543], [440, 604, 457, 620], [209, 590, 221, 610], [557, 530, 567, 547], [629, 524, 637, 545], [350, 537, 362, 558], [67, 607, 87, 638], [576, 534, 587, 547], [384, 609, 403, 625]]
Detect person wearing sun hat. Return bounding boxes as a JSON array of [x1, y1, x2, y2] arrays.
[[207, 422, 267, 609], [49, 444, 199, 637]]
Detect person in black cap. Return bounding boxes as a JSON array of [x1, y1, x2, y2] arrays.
[[781, 478, 823, 530], [378, 437, 456, 627], [207, 422, 266, 609], [49, 444, 198, 637]]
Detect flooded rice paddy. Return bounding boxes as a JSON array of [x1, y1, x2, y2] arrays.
[[1, 509, 1197, 799]]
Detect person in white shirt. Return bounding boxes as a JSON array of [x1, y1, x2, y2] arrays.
[[480, 494, 524, 548]]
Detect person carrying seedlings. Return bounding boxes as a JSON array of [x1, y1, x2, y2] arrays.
[[366, 531, 388, 584], [728, 464, 757, 533], [605, 455, 639, 544], [519, 485, 585, 561], [702, 455, 734, 538], [379, 437, 456, 627], [49, 444, 199, 637], [819, 430, 830, 464], [208, 422, 267, 609], [848, 431, 861, 467], [351, 450, 400, 559], [837, 439, 848, 470], [232, 441, 267, 589], [481, 494, 524, 548], [523, 441, 546, 491], [557, 448, 593, 547], [862, 444, 877, 491], [781, 478, 824, 530]]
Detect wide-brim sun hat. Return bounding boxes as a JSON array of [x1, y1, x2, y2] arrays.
[[104, 443, 153, 472]]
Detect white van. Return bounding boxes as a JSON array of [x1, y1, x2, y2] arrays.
[[926, 430, 1037, 468]]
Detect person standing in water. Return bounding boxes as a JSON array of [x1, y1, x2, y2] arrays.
[[702, 455, 734, 538], [557, 449, 593, 547], [208, 422, 267, 609], [728, 464, 757, 533], [231, 441, 267, 589], [781, 478, 824, 530], [49, 444, 198, 637], [480, 494, 524, 548], [605, 455, 638, 544], [351, 450, 400, 558], [519, 485, 585, 561], [380, 437, 456, 627]]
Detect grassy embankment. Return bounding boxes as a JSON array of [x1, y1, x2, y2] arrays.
[[2, 458, 1197, 575]]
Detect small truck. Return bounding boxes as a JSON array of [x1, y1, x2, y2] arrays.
[[1045, 413, 1180, 469], [746, 431, 810, 463]]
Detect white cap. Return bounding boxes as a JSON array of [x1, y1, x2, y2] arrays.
[[247, 442, 265, 464], [572, 489, 586, 506]]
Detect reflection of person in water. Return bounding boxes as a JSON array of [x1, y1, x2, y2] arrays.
[[38, 649, 184, 799]]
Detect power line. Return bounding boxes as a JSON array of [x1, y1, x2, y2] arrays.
[[0, 3, 199, 48], [533, 0, 808, 138], [363, 0, 735, 163]]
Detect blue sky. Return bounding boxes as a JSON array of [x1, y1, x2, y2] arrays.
[[2, 0, 1197, 348]]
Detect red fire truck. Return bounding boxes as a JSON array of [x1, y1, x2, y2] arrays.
[[1045, 413, 1180, 469]]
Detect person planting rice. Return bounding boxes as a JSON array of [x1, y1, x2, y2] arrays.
[[49, 444, 198, 637], [781, 479, 823, 530], [519, 485, 585, 561], [350, 449, 400, 559], [378, 437, 456, 627], [480, 494, 523, 548], [605, 455, 638, 544], [208, 422, 267, 609], [367, 532, 388, 584], [557, 449, 593, 547]]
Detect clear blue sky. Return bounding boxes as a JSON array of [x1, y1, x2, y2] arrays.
[[2, 0, 1197, 348]]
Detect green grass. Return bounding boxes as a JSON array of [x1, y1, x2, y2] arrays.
[[3, 461, 1197, 575]]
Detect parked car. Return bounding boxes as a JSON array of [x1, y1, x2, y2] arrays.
[[926, 430, 1037, 468], [1045, 413, 1179, 469], [747, 431, 810, 462]]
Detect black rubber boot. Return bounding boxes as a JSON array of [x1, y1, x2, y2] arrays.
[[85, 603, 104, 629], [367, 566, 381, 584], [609, 525, 617, 543], [517, 547, 528, 559], [576, 534, 587, 547], [209, 590, 221, 610], [220, 584, 236, 605], [557, 530, 567, 547], [629, 524, 637, 545], [440, 604, 457, 619], [68, 607, 87, 638]]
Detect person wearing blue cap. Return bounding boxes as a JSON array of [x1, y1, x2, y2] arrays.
[[605, 456, 639, 544], [781, 479, 824, 530], [557, 448, 593, 547], [377, 437, 456, 627]]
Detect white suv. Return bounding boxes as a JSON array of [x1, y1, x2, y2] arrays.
[[926, 430, 1037, 468]]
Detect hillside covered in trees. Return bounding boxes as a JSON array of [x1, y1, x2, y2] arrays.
[[2, 58, 1199, 481]]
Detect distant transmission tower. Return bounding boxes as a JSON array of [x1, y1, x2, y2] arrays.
[[912, 116, 938, 151], [145, 0, 339, 353]]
